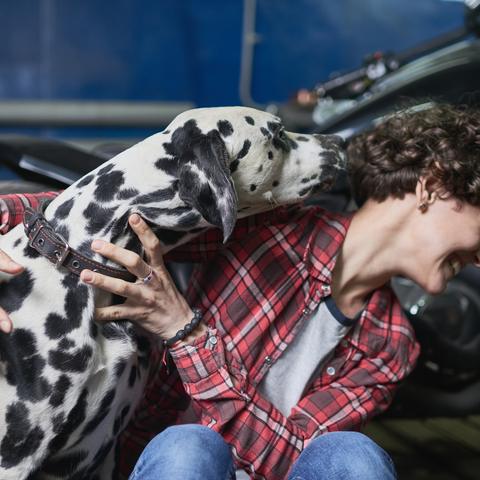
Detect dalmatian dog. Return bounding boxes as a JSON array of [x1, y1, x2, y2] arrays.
[[0, 106, 347, 479]]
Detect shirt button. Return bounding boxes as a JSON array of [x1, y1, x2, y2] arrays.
[[326, 366, 336, 376], [302, 308, 310, 317], [209, 336, 218, 345], [341, 340, 348, 348], [321, 284, 331, 292], [265, 356, 273, 364]]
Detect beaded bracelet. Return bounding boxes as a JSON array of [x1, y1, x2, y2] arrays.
[[164, 307, 203, 347]]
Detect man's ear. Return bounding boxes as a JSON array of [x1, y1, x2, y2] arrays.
[[415, 175, 437, 210]]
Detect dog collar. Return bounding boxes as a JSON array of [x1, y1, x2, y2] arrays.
[[23, 200, 136, 282]]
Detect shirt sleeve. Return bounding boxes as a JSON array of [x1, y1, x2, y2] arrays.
[[0, 191, 61, 234], [120, 290, 419, 480]]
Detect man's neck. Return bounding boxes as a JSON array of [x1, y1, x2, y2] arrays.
[[330, 196, 415, 318]]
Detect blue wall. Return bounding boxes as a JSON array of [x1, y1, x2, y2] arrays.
[[0, 1, 465, 114]]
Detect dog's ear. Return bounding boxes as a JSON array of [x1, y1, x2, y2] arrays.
[[178, 129, 238, 242]]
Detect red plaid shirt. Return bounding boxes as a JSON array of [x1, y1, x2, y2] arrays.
[[0, 193, 420, 480]]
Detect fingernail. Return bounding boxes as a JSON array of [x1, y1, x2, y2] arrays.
[[8, 261, 21, 268], [92, 240, 103, 251], [130, 214, 141, 225], [82, 272, 94, 282], [0, 321, 11, 333]]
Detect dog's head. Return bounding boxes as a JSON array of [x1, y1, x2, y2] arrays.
[[50, 107, 347, 252], [154, 106, 347, 240]]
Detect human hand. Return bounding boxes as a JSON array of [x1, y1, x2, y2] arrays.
[[0, 250, 24, 333], [80, 214, 207, 344]]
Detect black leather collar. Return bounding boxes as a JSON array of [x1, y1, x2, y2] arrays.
[[23, 200, 136, 282]]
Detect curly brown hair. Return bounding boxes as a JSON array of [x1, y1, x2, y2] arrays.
[[347, 102, 480, 207]]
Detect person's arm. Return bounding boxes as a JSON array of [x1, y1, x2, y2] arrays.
[[0, 191, 60, 234], [0, 191, 60, 332], [165, 295, 418, 479]]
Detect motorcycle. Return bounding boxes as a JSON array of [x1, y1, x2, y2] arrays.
[[1, 1, 480, 419]]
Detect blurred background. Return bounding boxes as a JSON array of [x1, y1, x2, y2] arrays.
[[0, 0, 466, 143]]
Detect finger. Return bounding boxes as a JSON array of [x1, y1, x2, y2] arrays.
[[94, 305, 134, 322], [81, 269, 142, 298], [0, 249, 24, 275], [128, 214, 165, 270], [91, 239, 151, 279], [0, 308, 12, 333]]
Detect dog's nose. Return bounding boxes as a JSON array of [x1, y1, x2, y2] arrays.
[[314, 134, 348, 150]]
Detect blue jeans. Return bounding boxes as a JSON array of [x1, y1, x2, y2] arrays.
[[128, 425, 397, 480]]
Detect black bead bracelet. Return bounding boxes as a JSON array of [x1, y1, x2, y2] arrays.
[[164, 308, 203, 347]]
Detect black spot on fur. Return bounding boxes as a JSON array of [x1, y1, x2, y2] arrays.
[[49, 345, 93, 373], [105, 211, 131, 245], [152, 228, 188, 246], [98, 164, 115, 175], [117, 188, 140, 200], [101, 321, 132, 341], [134, 188, 177, 205], [268, 151, 274, 160], [76, 174, 95, 188], [13, 238, 21, 248], [250, 184, 257, 192], [44, 282, 89, 340], [45, 313, 69, 340], [47, 389, 88, 456], [301, 177, 311, 184], [90, 320, 98, 340], [58, 338, 75, 350], [217, 120, 234, 137], [296, 136, 309, 142], [267, 121, 282, 134], [273, 181, 279, 187], [261, 127, 272, 138], [94, 170, 125, 203], [23, 243, 42, 259], [42, 450, 89, 477], [0, 402, 45, 468], [229, 140, 251, 175], [236, 140, 251, 161], [0, 328, 52, 402], [154, 157, 181, 176], [135, 334, 152, 370], [82, 389, 116, 437], [272, 136, 291, 153], [49, 375, 72, 407], [123, 234, 143, 257], [137, 205, 193, 220], [54, 198, 75, 221], [289, 139, 299, 150], [114, 358, 128, 379], [229, 159, 239, 174], [0, 269, 33, 314], [83, 202, 118, 235], [245, 116, 255, 125], [128, 364, 137, 388]]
